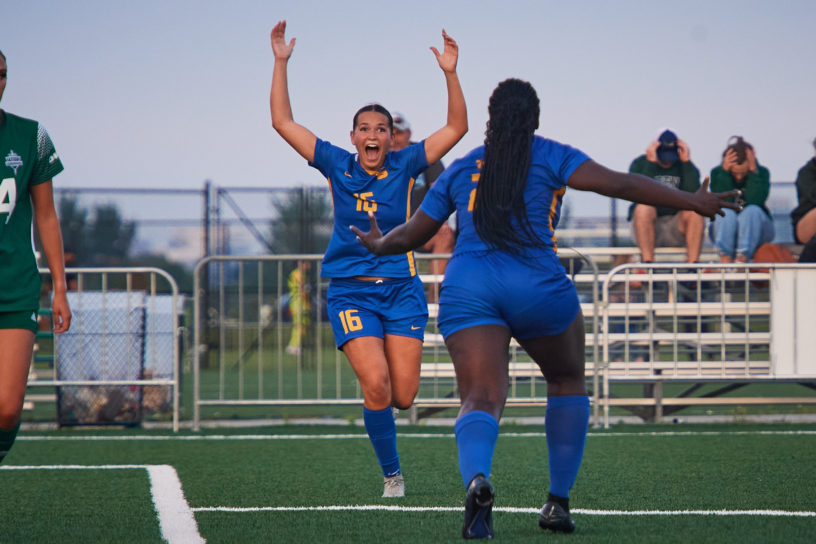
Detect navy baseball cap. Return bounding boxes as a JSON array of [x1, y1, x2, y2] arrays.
[[657, 129, 679, 163]]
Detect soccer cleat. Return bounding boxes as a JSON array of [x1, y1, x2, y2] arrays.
[[462, 474, 494, 539], [382, 474, 405, 498], [538, 500, 575, 533]]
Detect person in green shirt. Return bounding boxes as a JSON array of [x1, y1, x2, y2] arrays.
[[708, 136, 774, 262], [791, 137, 816, 262], [628, 129, 705, 263], [0, 49, 72, 464]]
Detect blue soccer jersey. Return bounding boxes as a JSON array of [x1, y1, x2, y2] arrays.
[[310, 138, 428, 278], [419, 136, 589, 258]]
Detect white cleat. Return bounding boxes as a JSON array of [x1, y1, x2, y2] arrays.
[[382, 474, 405, 498]]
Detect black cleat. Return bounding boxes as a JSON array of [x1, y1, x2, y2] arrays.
[[539, 500, 575, 533], [462, 474, 495, 539]]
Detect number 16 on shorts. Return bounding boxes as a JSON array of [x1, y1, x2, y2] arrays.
[[339, 309, 363, 334]]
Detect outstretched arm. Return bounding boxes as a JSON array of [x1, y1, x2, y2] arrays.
[[567, 160, 742, 219], [270, 20, 317, 162], [350, 210, 443, 256], [31, 181, 71, 334], [423, 30, 468, 165]]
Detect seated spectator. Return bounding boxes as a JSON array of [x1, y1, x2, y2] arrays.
[[628, 129, 705, 263], [791, 137, 816, 262], [708, 136, 774, 262]]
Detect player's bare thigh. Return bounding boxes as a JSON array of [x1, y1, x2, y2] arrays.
[[0, 329, 35, 426], [384, 334, 422, 410], [444, 324, 511, 420], [517, 312, 586, 397], [342, 335, 422, 410]]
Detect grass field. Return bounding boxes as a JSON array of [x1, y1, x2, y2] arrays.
[[3, 423, 816, 543]]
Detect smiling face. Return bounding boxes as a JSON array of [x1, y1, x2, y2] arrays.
[[350, 111, 393, 172]]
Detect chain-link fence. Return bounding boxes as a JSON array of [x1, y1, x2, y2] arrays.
[[30, 267, 182, 430]]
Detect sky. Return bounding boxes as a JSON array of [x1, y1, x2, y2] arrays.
[[2, 0, 815, 219]]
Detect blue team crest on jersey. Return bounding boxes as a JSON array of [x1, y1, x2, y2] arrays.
[[5, 150, 23, 175]]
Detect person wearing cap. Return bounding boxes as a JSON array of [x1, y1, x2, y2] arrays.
[[628, 129, 705, 263], [791, 137, 816, 262], [391, 112, 454, 291], [708, 136, 774, 262]]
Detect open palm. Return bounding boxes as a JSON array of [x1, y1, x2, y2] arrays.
[[270, 20, 295, 60], [431, 30, 458, 73]]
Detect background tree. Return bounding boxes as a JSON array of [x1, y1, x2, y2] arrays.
[[57, 195, 89, 264], [54, 197, 136, 266], [268, 187, 332, 255]]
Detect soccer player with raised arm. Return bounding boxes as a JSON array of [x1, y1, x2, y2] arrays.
[[352, 78, 739, 537], [269, 21, 467, 497]]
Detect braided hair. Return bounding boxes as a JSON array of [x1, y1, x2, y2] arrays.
[[473, 78, 543, 253]]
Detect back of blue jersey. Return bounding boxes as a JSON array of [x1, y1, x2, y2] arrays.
[[310, 138, 428, 278], [420, 136, 589, 258]]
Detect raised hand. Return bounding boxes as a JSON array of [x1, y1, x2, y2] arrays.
[[677, 139, 691, 162], [694, 176, 742, 218], [271, 20, 296, 60], [430, 29, 458, 73], [645, 140, 660, 163], [350, 211, 384, 254], [745, 146, 758, 172], [722, 148, 739, 171]]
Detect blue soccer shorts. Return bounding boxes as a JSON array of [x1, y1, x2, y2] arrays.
[[437, 250, 580, 340], [326, 276, 429, 348]]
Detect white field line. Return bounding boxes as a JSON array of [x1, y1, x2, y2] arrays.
[[15, 429, 816, 442], [192, 504, 816, 517], [1, 464, 205, 544]]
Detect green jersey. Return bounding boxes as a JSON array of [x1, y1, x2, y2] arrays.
[[0, 111, 64, 311], [627, 155, 700, 220]]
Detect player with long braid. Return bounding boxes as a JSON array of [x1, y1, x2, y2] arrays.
[[353, 78, 740, 537], [269, 21, 467, 497], [0, 49, 72, 465]]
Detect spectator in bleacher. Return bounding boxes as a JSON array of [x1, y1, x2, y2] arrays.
[[708, 136, 774, 262], [791, 137, 816, 262], [0, 49, 72, 465], [270, 21, 467, 499], [628, 130, 706, 263], [392, 112, 454, 294], [352, 78, 740, 538]]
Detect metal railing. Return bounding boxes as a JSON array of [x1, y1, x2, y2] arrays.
[[190, 254, 816, 430], [599, 262, 816, 426], [30, 267, 182, 431], [191, 253, 601, 429]]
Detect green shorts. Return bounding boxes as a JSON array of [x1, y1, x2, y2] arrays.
[[0, 309, 40, 333]]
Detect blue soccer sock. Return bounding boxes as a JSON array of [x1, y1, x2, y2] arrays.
[[0, 422, 21, 465], [545, 395, 590, 498], [454, 410, 499, 488], [363, 406, 401, 477]]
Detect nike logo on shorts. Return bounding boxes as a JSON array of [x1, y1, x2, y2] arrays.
[[410, 325, 421, 330], [30, 312, 37, 322]]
